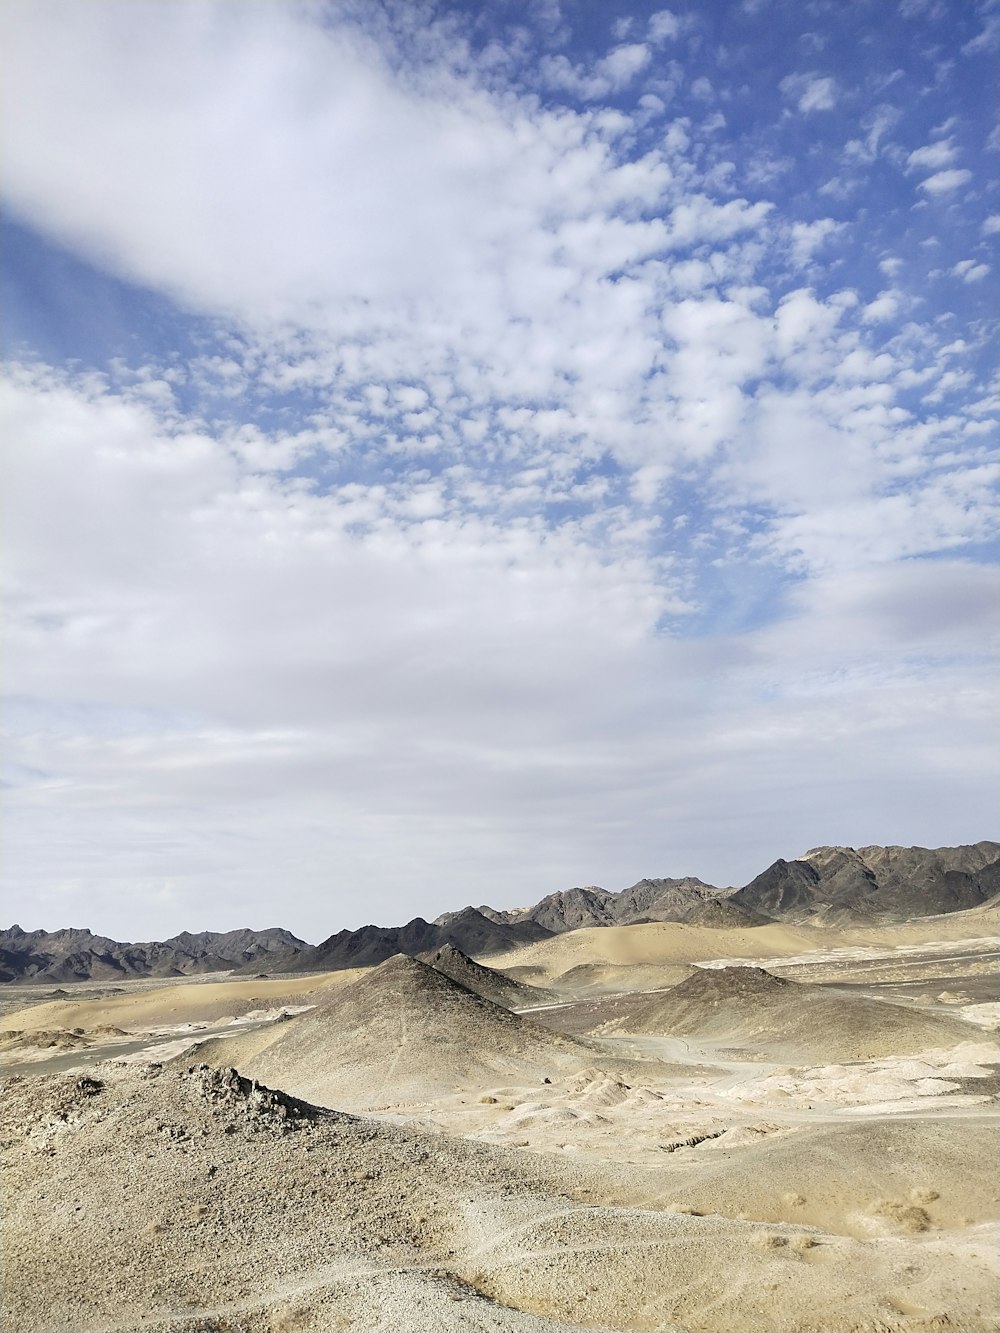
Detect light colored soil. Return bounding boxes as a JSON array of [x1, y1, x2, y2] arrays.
[[2, 919, 998, 1333], [0, 969, 363, 1035]]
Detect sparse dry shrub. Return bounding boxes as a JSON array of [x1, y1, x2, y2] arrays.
[[790, 1234, 818, 1251], [873, 1199, 931, 1232], [910, 1187, 940, 1205], [756, 1232, 788, 1249]]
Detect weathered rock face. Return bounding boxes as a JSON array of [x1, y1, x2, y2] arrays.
[[511, 886, 619, 933], [846, 842, 1000, 915], [610, 877, 734, 924]]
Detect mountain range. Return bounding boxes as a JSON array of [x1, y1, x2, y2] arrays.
[[0, 925, 307, 985], [4, 841, 996, 984]]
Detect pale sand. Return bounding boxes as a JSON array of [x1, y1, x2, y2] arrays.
[[0, 967, 363, 1035], [486, 909, 1000, 983], [3, 1062, 997, 1333], [1, 916, 998, 1333]]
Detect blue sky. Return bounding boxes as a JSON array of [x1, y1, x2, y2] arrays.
[[1, 0, 997, 941]]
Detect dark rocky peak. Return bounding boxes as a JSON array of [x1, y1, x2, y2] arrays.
[[515, 886, 617, 933], [727, 858, 823, 919], [730, 843, 1000, 922]]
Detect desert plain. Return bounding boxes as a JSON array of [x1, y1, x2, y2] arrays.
[[1, 900, 998, 1333]]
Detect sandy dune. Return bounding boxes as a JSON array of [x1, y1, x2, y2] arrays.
[[593, 965, 976, 1063], [489, 920, 828, 977], [0, 968, 363, 1035], [488, 905, 1000, 985]]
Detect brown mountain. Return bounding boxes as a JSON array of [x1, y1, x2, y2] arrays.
[[469, 876, 738, 934], [6, 841, 994, 987]]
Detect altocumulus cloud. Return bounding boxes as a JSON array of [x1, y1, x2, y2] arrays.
[[0, 0, 997, 940]]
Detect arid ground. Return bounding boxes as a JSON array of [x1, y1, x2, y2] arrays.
[[2, 903, 997, 1332]]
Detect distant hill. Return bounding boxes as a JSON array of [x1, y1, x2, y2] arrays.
[[417, 943, 556, 1010], [606, 876, 737, 924], [0, 925, 308, 984], [252, 906, 554, 976]]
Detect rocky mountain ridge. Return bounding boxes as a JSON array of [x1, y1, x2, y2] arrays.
[[442, 876, 733, 935], [246, 906, 555, 977], [232, 840, 1000, 977], [729, 840, 1000, 922], [5, 841, 996, 983]]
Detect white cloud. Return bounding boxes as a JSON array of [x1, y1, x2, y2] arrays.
[[951, 259, 990, 282], [780, 72, 837, 113], [0, 4, 652, 335], [862, 289, 902, 322], [601, 42, 652, 87], [962, 7, 1000, 55], [983, 214, 1000, 234], [540, 43, 650, 99], [899, 0, 947, 17], [648, 10, 680, 43], [664, 194, 773, 248], [789, 218, 844, 267], [906, 138, 957, 171], [918, 168, 973, 194], [863, 105, 902, 157]]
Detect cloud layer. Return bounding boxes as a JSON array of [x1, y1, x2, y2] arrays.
[[1, 0, 996, 939]]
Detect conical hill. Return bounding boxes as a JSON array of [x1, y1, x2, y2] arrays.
[[190, 953, 589, 1110]]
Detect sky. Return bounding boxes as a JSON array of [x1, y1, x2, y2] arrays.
[[1, 0, 997, 943]]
